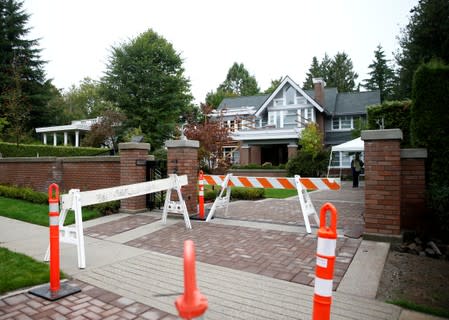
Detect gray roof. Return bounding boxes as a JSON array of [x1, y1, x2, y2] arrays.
[[304, 88, 338, 113], [216, 89, 380, 116], [334, 91, 380, 115], [218, 95, 269, 111]]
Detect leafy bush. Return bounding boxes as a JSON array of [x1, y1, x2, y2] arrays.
[[286, 150, 329, 177], [230, 163, 286, 170], [204, 186, 264, 201], [87, 201, 120, 215], [367, 100, 412, 146], [231, 187, 264, 200], [0, 142, 110, 157], [0, 185, 47, 204]]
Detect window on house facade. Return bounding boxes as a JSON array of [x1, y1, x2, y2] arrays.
[[332, 116, 354, 130], [297, 107, 315, 128], [285, 86, 296, 105]]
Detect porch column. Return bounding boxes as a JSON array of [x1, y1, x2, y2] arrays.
[[64, 132, 68, 146], [75, 131, 79, 147], [240, 145, 250, 165], [287, 144, 298, 160], [250, 146, 261, 165], [43, 133, 47, 145], [53, 133, 57, 146]]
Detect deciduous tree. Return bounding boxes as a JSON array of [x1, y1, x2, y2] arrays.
[[101, 29, 192, 149]]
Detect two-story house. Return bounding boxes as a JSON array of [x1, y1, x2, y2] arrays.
[[213, 76, 380, 167]]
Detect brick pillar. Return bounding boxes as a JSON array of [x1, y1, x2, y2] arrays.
[[400, 149, 427, 230], [287, 144, 298, 160], [250, 146, 261, 165], [165, 139, 199, 214], [119, 142, 150, 213], [361, 129, 402, 236], [240, 145, 250, 165]]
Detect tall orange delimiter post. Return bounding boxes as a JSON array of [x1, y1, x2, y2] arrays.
[[48, 183, 60, 292], [312, 203, 338, 320], [198, 170, 205, 219]]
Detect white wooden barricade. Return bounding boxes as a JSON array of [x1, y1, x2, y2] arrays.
[[44, 174, 189, 269], [204, 174, 340, 233]]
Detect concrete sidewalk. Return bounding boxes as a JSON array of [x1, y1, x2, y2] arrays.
[[1, 212, 441, 320]]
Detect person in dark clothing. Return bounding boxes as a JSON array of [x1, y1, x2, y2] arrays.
[[351, 153, 364, 187]]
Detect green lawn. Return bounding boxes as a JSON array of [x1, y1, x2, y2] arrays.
[[0, 196, 101, 226], [263, 188, 298, 198], [0, 247, 65, 295]]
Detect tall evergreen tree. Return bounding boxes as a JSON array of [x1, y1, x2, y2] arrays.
[[363, 45, 396, 102], [396, 0, 449, 98], [303, 56, 322, 89], [327, 52, 358, 92], [302, 53, 358, 92], [218, 62, 260, 96], [0, 0, 53, 141]]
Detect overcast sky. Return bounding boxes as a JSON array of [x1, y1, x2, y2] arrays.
[[23, 0, 417, 104]]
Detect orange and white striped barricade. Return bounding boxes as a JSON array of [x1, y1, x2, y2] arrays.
[[175, 240, 208, 319], [205, 173, 232, 222], [203, 174, 340, 232], [198, 170, 205, 220], [312, 202, 338, 320], [30, 184, 81, 300], [294, 175, 320, 234]]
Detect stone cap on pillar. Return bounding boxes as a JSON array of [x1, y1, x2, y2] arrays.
[[361, 129, 403, 141], [118, 142, 151, 151], [165, 140, 199, 148]]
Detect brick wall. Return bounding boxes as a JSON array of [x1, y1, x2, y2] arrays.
[[119, 143, 151, 212], [165, 140, 199, 214], [0, 156, 120, 193], [400, 149, 427, 230], [362, 129, 402, 235]]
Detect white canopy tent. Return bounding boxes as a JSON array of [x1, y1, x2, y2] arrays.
[[327, 137, 364, 177]]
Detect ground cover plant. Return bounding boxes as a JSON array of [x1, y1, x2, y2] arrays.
[[0, 196, 101, 226], [0, 247, 65, 295]]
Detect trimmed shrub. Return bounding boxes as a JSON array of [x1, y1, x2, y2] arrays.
[[0, 185, 47, 204], [286, 150, 329, 177], [231, 187, 264, 200], [0, 142, 110, 158], [367, 100, 412, 146]]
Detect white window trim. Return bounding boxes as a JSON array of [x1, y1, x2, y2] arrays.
[[332, 116, 354, 131]]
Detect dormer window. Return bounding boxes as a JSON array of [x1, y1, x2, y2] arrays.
[[285, 86, 296, 105]]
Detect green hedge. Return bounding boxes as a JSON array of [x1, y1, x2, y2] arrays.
[[411, 61, 449, 236], [286, 150, 329, 177], [0, 142, 111, 157], [204, 186, 264, 201], [0, 185, 47, 204], [231, 163, 286, 170], [0, 184, 119, 215], [367, 100, 412, 146]]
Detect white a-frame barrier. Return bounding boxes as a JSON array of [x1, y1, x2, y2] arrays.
[[44, 174, 189, 269], [204, 174, 340, 233]]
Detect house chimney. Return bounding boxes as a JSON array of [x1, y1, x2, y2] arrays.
[[312, 77, 326, 106]]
